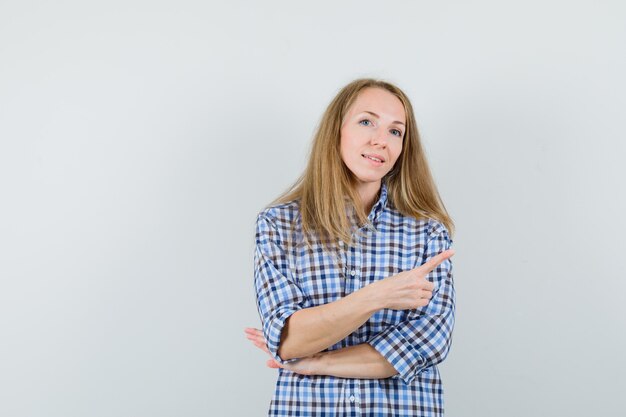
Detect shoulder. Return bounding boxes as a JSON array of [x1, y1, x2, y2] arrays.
[[425, 218, 450, 240], [384, 206, 449, 241], [256, 199, 300, 232]]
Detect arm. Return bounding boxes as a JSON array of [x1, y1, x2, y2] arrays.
[[366, 223, 456, 385], [245, 327, 397, 379], [316, 343, 398, 379], [254, 213, 384, 365], [278, 286, 383, 361]]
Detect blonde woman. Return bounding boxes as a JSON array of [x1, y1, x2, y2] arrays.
[[245, 78, 456, 416]]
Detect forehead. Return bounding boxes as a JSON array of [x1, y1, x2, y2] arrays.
[[348, 87, 406, 121]]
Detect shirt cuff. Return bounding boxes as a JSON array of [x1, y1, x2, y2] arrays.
[[367, 328, 427, 385], [264, 307, 302, 365]]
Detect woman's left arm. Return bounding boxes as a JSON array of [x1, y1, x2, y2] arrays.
[[315, 343, 398, 378], [245, 327, 397, 378]]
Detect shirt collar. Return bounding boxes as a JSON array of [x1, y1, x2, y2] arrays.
[[366, 181, 388, 224]]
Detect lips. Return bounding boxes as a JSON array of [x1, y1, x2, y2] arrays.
[[361, 153, 385, 163]]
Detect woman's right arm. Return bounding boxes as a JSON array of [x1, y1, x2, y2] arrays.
[[255, 213, 377, 364], [277, 284, 383, 360], [254, 213, 453, 364], [277, 249, 453, 360]]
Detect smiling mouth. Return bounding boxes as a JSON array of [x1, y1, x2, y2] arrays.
[[362, 154, 384, 163]]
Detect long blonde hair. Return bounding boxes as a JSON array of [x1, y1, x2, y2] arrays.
[[268, 78, 454, 248]]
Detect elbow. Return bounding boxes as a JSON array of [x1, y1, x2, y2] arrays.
[[277, 332, 308, 361], [431, 310, 455, 365], [277, 332, 312, 362], [277, 343, 294, 361], [431, 335, 453, 366], [277, 338, 310, 362], [276, 318, 297, 361], [276, 310, 308, 361]]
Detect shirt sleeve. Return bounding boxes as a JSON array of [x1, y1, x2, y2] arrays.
[[366, 222, 456, 385], [254, 213, 310, 365]]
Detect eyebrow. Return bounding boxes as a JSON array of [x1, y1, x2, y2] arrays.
[[360, 111, 405, 126]]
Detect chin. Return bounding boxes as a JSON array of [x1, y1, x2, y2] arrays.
[[352, 173, 386, 184], [346, 164, 390, 184]]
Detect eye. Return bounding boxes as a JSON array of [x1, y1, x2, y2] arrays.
[[360, 119, 403, 137]]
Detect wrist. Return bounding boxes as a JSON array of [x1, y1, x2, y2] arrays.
[[358, 281, 387, 312], [311, 352, 329, 376]]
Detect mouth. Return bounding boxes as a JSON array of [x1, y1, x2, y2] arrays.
[[362, 154, 385, 164]]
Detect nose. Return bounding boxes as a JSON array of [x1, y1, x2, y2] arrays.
[[370, 130, 388, 148]]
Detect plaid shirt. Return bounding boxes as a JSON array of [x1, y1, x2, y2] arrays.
[[254, 182, 455, 416]]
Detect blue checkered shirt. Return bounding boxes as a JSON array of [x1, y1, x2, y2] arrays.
[[254, 182, 456, 416]]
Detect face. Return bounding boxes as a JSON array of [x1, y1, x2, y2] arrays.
[[339, 87, 406, 189]]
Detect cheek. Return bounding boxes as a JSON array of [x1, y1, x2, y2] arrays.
[[339, 132, 355, 161], [338, 137, 348, 161], [390, 144, 403, 165]]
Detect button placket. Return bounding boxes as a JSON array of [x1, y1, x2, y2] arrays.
[[346, 234, 362, 286], [345, 238, 357, 281], [344, 380, 361, 409]]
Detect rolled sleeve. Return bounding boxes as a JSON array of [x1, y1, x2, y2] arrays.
[[254, 213, 309, 365], [367, 222, 456, 385]]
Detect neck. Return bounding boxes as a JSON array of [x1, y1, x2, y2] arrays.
[[355, 180, 382, 214]]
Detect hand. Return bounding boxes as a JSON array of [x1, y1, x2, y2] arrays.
[[373, 249, 455, 310], [244, 327, 324, 376], [244, 326, 270, 354]]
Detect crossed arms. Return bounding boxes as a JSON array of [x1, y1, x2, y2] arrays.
[[251, 214, 456, 385]]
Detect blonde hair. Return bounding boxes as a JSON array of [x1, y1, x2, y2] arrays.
[[268, 78, 454, 248]]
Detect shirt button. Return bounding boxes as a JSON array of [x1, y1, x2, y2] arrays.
[[350, 269, 356, 277], [349, 395, 355, 403]]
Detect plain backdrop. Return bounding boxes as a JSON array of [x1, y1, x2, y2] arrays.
[[1, 1, 625, 416]]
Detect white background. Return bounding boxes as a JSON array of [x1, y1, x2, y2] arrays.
[[1, 1, 624, 416]]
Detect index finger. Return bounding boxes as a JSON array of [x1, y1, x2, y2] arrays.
[[416, 249, 455, 275]]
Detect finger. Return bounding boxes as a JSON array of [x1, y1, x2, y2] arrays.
[[245, 331, 262, 340], [252, 339, 270, 353], [247, 334, 268, 349], [244, 327, 262, 335], [245, 333, 259, 342], [266, 359, 281, 369], [245, 333, 271, 353], [249, 332, 267, 345], [245, 328, 271, 353], [245, 334, 262, 347], [254, 340, 269, 352], [246, 336, 262, 349], [416, 249, 455, 275], [248, 338, 271, 354], [252, 329, 265, 341]]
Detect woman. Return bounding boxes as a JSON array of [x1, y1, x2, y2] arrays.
[[245, 78, 456, 416]]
